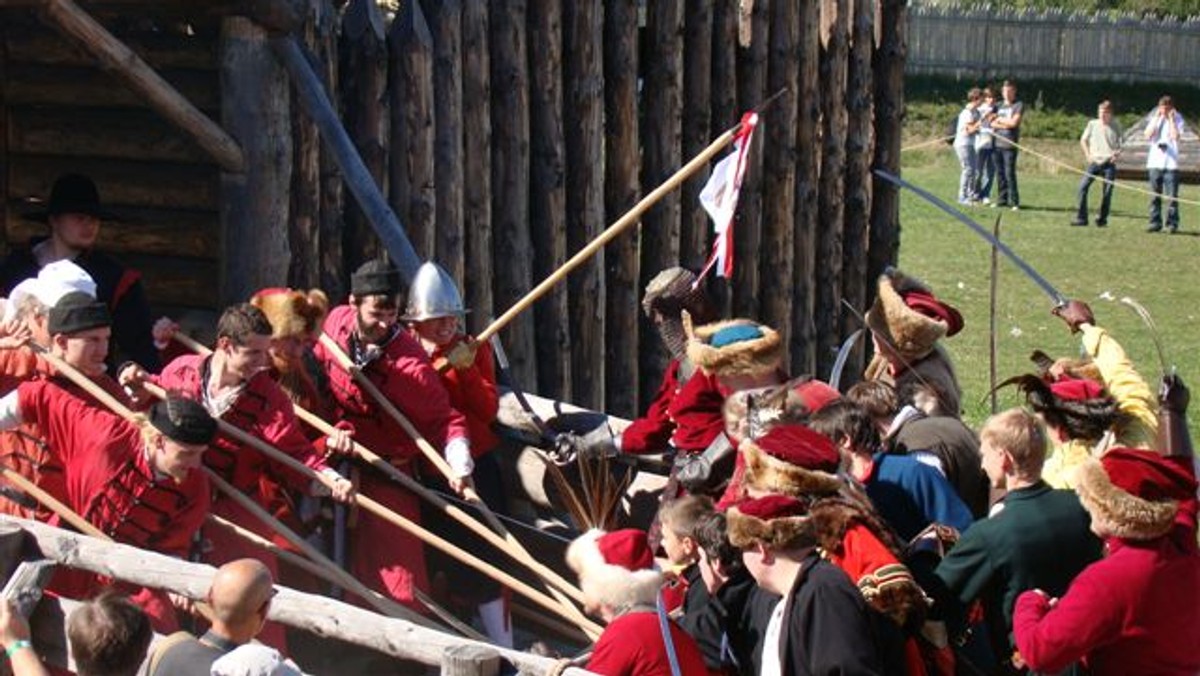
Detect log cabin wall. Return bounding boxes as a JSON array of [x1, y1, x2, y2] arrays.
[[0, 0, 908, 419], [0, 7, 223, 324]]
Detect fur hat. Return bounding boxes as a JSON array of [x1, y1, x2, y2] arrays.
[[250, 288, 329, 340], [865, 269, 962, 362], [727, 494, 815, 550], [1075, 447, 1198, 541], [566, 529, 663, 609], [742, 424, 844, 497], [685, 314, 783, 379]]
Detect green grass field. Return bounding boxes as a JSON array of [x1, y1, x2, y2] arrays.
[[896, 138, 1200, 436]]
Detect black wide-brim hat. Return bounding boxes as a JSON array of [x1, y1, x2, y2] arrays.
[[24, 173, 117, 223]]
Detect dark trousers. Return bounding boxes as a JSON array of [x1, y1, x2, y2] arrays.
[[1148, 168, 1180, 231], [976, 146, 996, 198], [1076, 161, 1116, 224], [995, 146, 1020, 206]]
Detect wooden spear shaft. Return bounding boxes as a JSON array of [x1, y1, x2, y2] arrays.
[[475, 119, 745, 344], [172, 332, 588, 607], [0, 464, 103, 539]]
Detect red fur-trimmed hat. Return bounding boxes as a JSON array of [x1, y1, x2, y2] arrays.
[[1075, 447, 1199, 540], [865, 269, 963, 362], [1049, 377, 1106, 402], [742, 424, 844, 497], [726, 494, 815, 550], [566, 529, 663, 609], [250, 287, 330, 340], [794, 379, 841, 413]]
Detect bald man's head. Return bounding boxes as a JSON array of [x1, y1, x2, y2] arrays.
[[208, 559, 275, 627]]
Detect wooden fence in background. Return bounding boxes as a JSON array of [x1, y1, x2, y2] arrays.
[[908, 4, 1200, 84], [294, 0, 908, 417]]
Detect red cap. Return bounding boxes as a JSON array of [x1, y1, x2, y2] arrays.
[[736, 494, 812, 520], [1050, 377, 1106, 402], [901, 289, 964, 337], [595, 529, 655, 572], [794, 379, 841, 413], [754, 424, 841, 474], [1102, 447, 1198, 506]]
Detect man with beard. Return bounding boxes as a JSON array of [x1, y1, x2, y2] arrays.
[[313, 260, 473, 610]]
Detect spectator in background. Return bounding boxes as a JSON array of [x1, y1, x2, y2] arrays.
[[67, 591, 154, 676], [954, 88, 983, 205], [1, 599, 48, 676], [975, 87, 999, 204], [991, 79, 1024, 210], [1073, 100, 1123, 228], [1145, 95, 1184, 233]]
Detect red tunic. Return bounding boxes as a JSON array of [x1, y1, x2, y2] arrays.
[[621, 359, 683, 455], [426, 334, 499, 456], [666, 369, 725, 454], [17, 379, 210, 632], [312, 305, 471, 607], [587, 611, 710, 676]]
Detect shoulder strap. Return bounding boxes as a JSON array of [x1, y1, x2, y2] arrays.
[[144, 631, 195, 675], [655, 591, 682, 676]]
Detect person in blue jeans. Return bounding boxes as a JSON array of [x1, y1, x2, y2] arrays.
[[991, 80, 1023, 210], [1073, 101, 1123, 227], [1145, 95, 1184, 233], [975, 88, 998, 203]]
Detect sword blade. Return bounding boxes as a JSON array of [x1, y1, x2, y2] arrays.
[[829, 329, 864, 392], [873, 169, 1066, 306]]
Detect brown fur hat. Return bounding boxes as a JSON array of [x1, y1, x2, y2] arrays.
[[727, 494, 815, 550], [865, 270, 953, 362], [742, 424, 844, 497], [1074, 448, 1198, 541], [684, 314, 783, 379], [250, 288, 329, 340]]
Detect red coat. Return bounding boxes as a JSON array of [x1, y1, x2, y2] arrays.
[[666, 368, 725, 454], [587, 611, 709, 676], [1013, 531, 1200, 675], [621, 360, 684, 455], [425, 334, 498, 455]]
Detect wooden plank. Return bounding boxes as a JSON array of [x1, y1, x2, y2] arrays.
[[679, 0, 713, 271], [708, 0, 738, 319], [287, 7, 323, 290], [527, 0, 570, 400], [602, 0, 640, 418], [791, 0, 820, 375], [122, 253, 220, 308], [429, 0, 464, 282], [4, 25, 216, 69], [462, 0, 493, 331], [8, 155, 218, 210], [563, 0, 604, 409], [731, 0, 767, 319], [839, 0, 874, 383], [5, 206, 217, 259], [218, 16, 291, 305], [2, 63, 217, 109], [7, 106, 211, 163], [815, 0, 848, 378], [868, 0, 904, 311], [639, 0, 683, 408], [388, 0, 436, 261], [488, 0, 537, 390], [441, 645, 501, 676], [759, 0, 798, 364], [311, 4, 345, 299], [0, 20, 9, 258], [339, 0, 389, 267]]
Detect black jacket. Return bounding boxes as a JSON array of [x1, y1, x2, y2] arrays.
[[678, 564, 764, 675]]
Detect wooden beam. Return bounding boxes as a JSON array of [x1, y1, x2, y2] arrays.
[[1, 517, 597, 674], [28, 0, 245, 173]]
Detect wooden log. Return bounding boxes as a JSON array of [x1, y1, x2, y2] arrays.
[[639, 0, 683, 409], [3, 27, 216, 70], [487, 0, 538, 391], [0, 31, 10, 258], [7, 155, 218, 211], [563, 0, 604, 410], [815, 0, 849, 378], [840, 0, 875, 383], [7, 204, 216, 261], [602, 0, 640, 419], [272, 36, 423, 282], [7, 105, 211, 164], [219, 16, 292, 306], [526, 0, 571, 401], [110, 253, 220, 309], [287, 5, 322, 290], [758, 0, 798, 363], [461, 0, 493, 331], [731, 0, 767, 320], [339, 0, 389, 266], [792, 0, 820, 374], [32, 0, 243, 172], [389, 0, 437, 260], [429, 0, 465, 282], [680, 0, 714, 271], [708, 0, 739, 318], [310, 3, 345, 299], [1, 517, 597, 674], [3, 63, 217, 110], [0, 521, 27, 583], [869, 0, 905, 295], [441, 644, 501, 676]]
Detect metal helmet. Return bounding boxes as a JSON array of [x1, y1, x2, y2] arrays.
[[402, 261, 468, 322]]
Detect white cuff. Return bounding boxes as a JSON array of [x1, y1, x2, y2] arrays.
[[0, 390, 24, 431], [444, 437, 474, 477], [310, 467, 345, 496]]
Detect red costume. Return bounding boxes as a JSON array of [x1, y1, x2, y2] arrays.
[[427, 335, 498, 456], [313, 305, 470, 607], [587, 611, 709, 676], [16, 379, 209, 632]]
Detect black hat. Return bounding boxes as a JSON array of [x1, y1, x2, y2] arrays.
[[350, 260, 401, 297], [47, 291, 111, 336], [149, 396, 217, 445], [25, 174, 117, 223]]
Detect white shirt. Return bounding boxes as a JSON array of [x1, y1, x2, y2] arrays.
[[1146, 111, 1184, 170], [760, 598, 787, 676]]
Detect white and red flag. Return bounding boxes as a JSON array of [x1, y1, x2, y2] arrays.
[[698, 111, 759, 281]]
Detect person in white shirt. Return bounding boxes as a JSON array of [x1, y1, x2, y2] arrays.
[[1144, 95, 1185, 233], [954, 88, 983, 205]]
